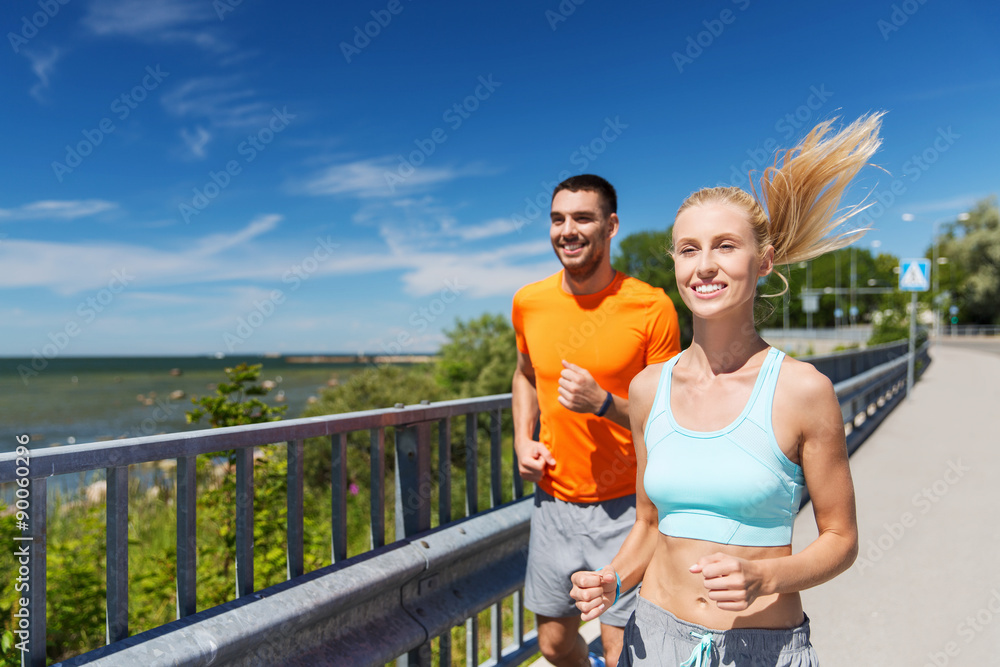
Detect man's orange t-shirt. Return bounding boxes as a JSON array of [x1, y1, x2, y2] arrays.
[[512, 270, 680, 503]]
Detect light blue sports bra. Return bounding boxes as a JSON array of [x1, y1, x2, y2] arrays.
[[643, 347, 805, 547]]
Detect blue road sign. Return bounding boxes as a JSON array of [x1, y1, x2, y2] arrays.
[[899, 259, 931, 292]]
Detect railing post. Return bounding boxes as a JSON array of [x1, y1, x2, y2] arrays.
[[287, 440, 304, 579], [438, 418, 452, 525], [395, 420, 432, 667], [235, 447, 254, 598], [106, 465, 129, 644], [465, 413, 478, 516], [22, 477, 46, 667], [176, 456, 197, 618], [490, 601, 503, 662], [370, 428, 386, 549], [489, 408, 502, 508], [395, 422, 431, 539], [332, 433, 348, 562], [466, 615, 479, 667]]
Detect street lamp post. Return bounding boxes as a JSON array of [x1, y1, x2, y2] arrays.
[[931, 212, 970, 339]]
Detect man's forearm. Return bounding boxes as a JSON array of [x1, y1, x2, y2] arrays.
[[511, 368, 540, 445], [599, 393, 630, 430]]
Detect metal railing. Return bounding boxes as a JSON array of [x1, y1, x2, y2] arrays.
[[2, 395, 533, 667], [803, 340, 910, 385], [0, 344, 932, 666], [938, 324, 1000, 337]]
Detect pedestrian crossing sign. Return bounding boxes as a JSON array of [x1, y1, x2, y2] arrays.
[[899, 259, 931, 291]]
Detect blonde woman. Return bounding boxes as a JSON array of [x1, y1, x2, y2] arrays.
[[570, 113, 883, 666]]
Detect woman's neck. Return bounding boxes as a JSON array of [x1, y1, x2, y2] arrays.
[[688, 309, 768, 375]]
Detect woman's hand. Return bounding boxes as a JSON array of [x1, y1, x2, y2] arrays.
[[570, 567, 619, 621], [690, 553, 768, 611]]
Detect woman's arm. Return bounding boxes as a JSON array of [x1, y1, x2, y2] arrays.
[[692, 364, 859, 610], [571, 363, 665, 620]]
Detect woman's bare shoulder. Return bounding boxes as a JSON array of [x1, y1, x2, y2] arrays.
[[633, 360, 668, 393], [775, 355, 838, 417]]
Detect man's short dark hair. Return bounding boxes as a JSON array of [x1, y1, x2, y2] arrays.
[[552, 174, 617, 217]]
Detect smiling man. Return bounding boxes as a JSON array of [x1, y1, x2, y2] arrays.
[[511, 174, 680, 666]]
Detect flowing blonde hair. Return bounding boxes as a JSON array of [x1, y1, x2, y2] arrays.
[[675, 112, 884, 297]]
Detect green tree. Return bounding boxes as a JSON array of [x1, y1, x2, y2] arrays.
[[436, 313, 517, 398], [186, 362, 287, 427], [186, 363, 293, 603], [298, 363, 445, 491], [611, 229, 692, 345], [610, 229, 900, 337], [756, 248, 900, 329], [934, 197, 1000, 325]]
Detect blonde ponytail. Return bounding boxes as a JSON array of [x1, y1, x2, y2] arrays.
[[753, 112, 884, 266], [674, 112, 884, 298]]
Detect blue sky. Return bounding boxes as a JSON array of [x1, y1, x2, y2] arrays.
[[3, 0, 998, 356]]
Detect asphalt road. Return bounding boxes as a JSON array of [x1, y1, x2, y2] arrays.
[[937, 336, 1000, 357], [793, 343, 1000, 666]]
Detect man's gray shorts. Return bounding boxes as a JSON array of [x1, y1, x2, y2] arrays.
[[525, 487, 637, 627]]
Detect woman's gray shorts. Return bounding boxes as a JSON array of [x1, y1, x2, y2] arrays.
[[524, 488, 638, 627], [619, 596, 819, 666]]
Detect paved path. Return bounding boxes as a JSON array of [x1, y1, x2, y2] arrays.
[[793, 342, 1000, 666]]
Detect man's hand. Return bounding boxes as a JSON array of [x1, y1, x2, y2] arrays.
[[515, 438, 556, 483], [558, 360, 606, 414]]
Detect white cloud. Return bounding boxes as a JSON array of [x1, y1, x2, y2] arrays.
[[0, 217, 554, 303], [82, 0, 228, 51], [899, 194, 986, 216], [0, 215, 282, 295], [296, 158, 490, 199], [161, 76, 272, 128], [441, 217, 523, 241], [180, 125, 212, 158], [84, 0, 215, 34], [192, 214, 282, 256], [391, 240, 555, 298], [0, 200, 118, 221], [25, 48, 61, 102]]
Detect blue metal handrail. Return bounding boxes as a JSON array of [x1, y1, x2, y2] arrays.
[[0, 343, 931, 666], [2, 395, 525, 667]]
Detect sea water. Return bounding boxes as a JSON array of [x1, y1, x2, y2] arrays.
[[0, 354, 382, 501]]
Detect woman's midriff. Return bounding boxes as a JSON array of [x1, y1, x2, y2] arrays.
[[638, 534, 805, 630]]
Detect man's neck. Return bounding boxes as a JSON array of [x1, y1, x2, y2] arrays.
[[561, 265, 617, 296]]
